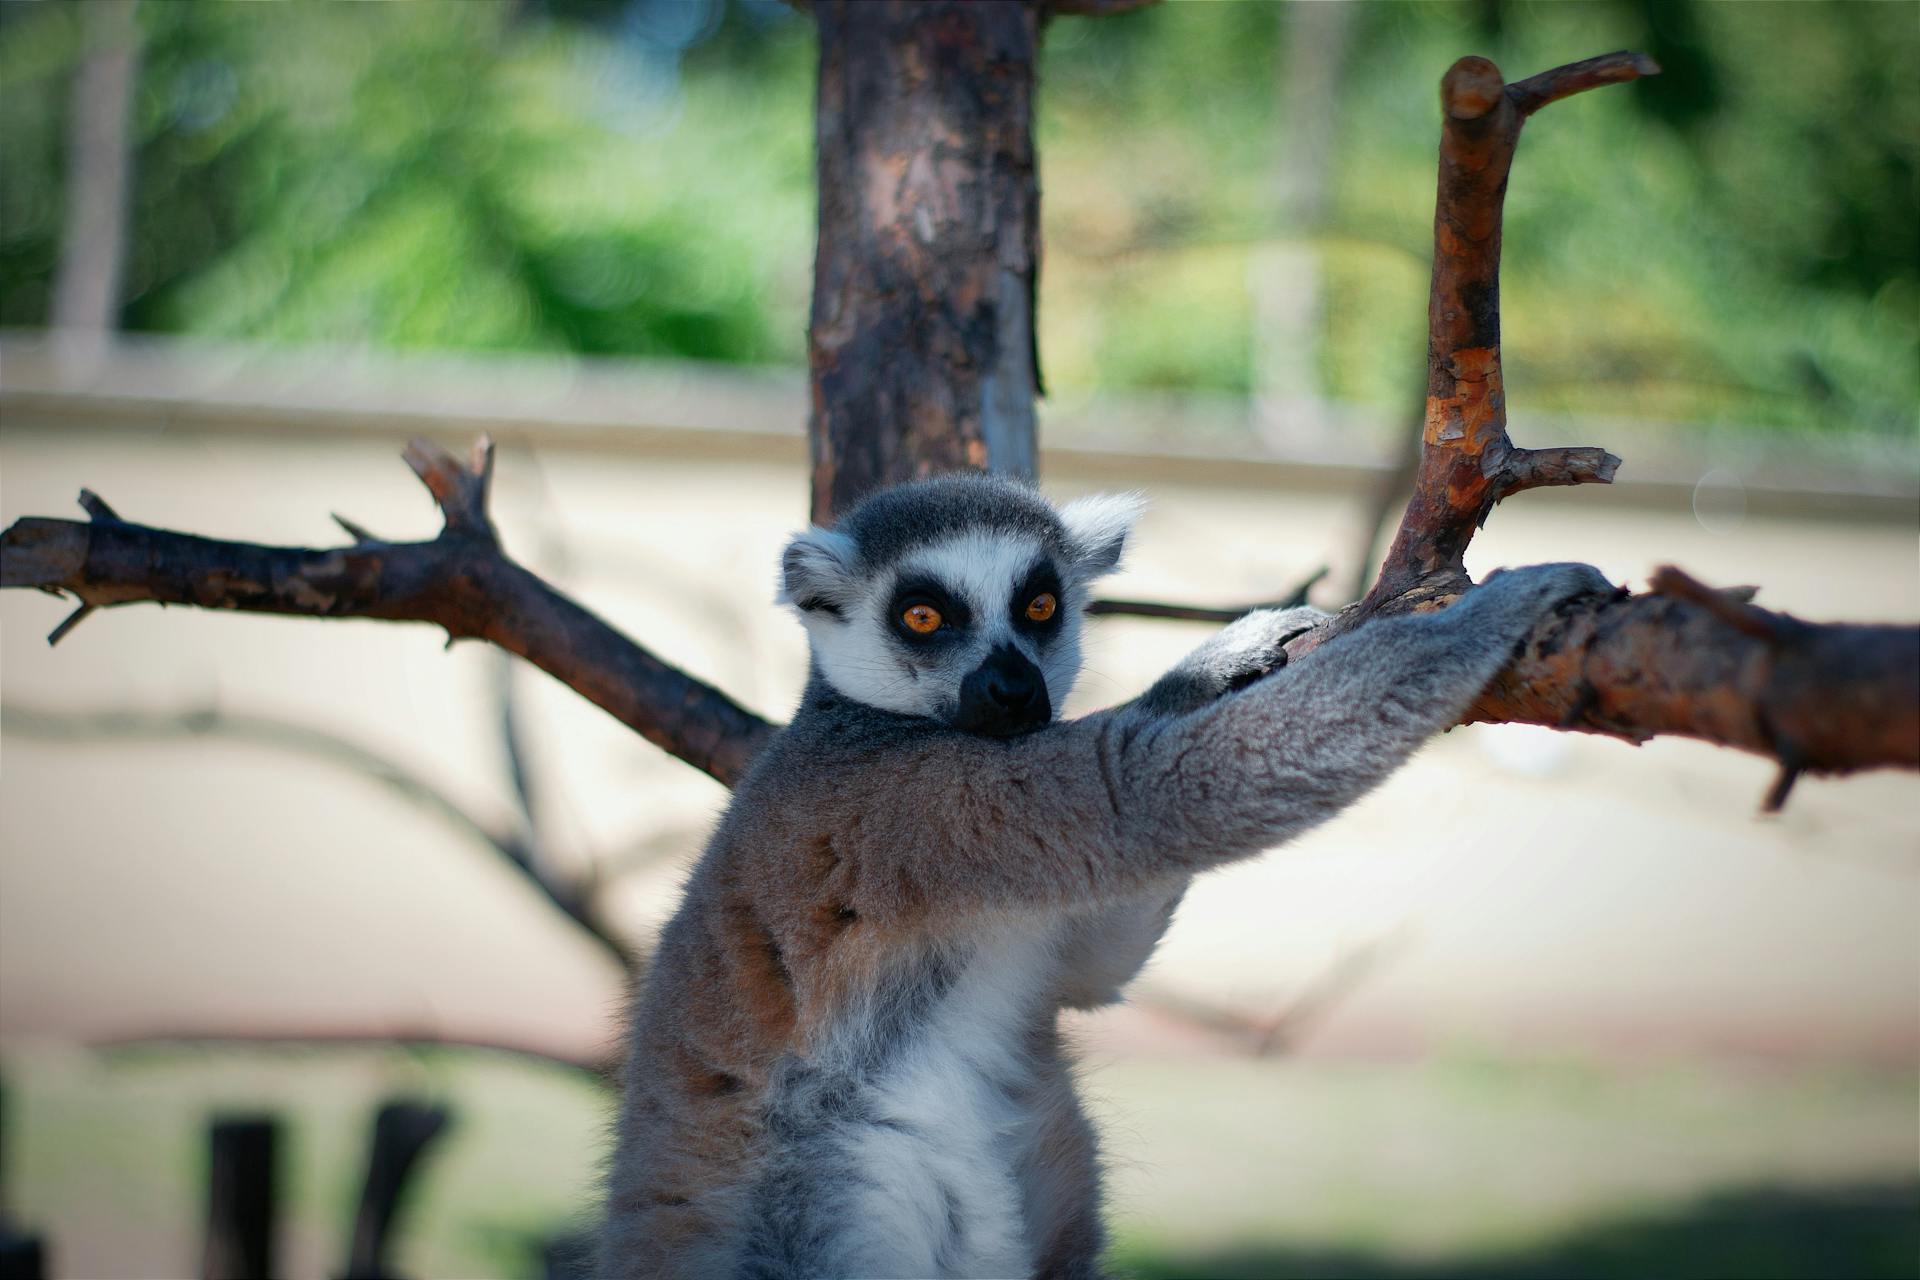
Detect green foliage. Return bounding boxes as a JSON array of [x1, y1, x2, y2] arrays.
[[0, 0, 815, 362], [0, 0, 1912, 439]]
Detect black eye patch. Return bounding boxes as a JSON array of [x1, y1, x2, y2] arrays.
[[887, 575, 972, 643], [1010, 560, 1065, 637]]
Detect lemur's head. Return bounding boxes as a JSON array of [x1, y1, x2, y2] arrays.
[[778, 474, 1142, 737]]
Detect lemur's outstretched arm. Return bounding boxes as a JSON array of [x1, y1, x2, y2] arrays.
[[1110, 566, 1613, 867], [1052, 604, 1327, 1009], [829, 564, 1611, 924]]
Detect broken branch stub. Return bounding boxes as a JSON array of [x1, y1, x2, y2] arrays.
[[402, 434, 498, 544]]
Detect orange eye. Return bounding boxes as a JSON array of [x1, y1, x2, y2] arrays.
[[902, 603, 943, 634], [1025, 592, 1057, 623]]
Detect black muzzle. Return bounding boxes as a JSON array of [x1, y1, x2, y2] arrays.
[[954, 644, 1052, 738]]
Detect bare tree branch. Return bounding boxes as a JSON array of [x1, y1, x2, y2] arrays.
[[1284, 51, 1920, 793], [1507, 50, 1664, 118], [1362, 53, 1639, 606], [0, 436, 776, 786], [1347, 397, 1423, 602], [1125, 927, 1406, 1059], [92, 1029, 612, 1078]]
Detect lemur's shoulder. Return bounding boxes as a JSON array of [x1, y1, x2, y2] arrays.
[[677, 691, 958, 989]]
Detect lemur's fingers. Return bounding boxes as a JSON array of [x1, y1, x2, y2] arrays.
[[1208, 605, 1329, 656], [1203, 606, 1330, 690], [1252, 604, 1332, 644]]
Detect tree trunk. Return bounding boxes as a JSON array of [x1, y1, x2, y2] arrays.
[[808, 0, 1041, 523]]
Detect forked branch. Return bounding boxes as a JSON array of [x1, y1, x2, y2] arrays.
[[1361, 52, 1649, 607], [0, 437, 776, 786], [1297, 50, 1918, 789]]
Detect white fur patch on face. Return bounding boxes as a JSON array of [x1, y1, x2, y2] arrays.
[[802, 530, 1090, 722], [905, 531, 1046, 633], [908, 532, 1088, 715]]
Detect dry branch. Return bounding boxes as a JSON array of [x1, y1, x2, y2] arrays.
[[1361, 52, 1640, 607], [1463, 579, 1917, 776], [1296, 50, 1919, 788], [0, 437, 775, 786]]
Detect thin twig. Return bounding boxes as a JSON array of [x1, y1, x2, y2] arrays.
[[92, 1029, 612, 1078], [45, 602, 95, 646], [331, 512, 379, 544], [1508, 50, 1662, 117], [1089, 567, 1327, 623], [1348, 398, 1423, 602]]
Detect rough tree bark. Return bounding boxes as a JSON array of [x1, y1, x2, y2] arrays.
[[2, 41, 1915, 829], [809, 0, 1042, 522]]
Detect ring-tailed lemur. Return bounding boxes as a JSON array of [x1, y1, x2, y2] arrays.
[[599, 474, 1609, 1279]]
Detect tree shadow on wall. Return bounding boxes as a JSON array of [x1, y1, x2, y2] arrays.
[[1117, 1179, 1920, 1280]]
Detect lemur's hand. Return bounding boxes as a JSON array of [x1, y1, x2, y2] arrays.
[[1474, 562, 1615, 612], [1207, 605, 1330, 689], [1133, 604, 1330, 717], [1451, 562, 1615, 651]]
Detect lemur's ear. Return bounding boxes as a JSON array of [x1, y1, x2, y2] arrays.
[[1059, 492, 1145, 580], [778, 526, 861, 617]]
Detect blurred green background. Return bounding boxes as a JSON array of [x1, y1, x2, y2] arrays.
[[2, 0, 1915, 443]]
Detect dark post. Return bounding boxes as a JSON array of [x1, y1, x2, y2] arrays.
[[341, 1099, 451, 1280], [0, 1076, 48, 1280], [203, 1116, 278, 1280]]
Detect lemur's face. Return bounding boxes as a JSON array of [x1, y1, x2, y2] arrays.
[[779, 476, 1141, 737]]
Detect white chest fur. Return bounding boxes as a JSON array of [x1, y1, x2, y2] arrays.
[[834, 922, 1062, 1278]]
